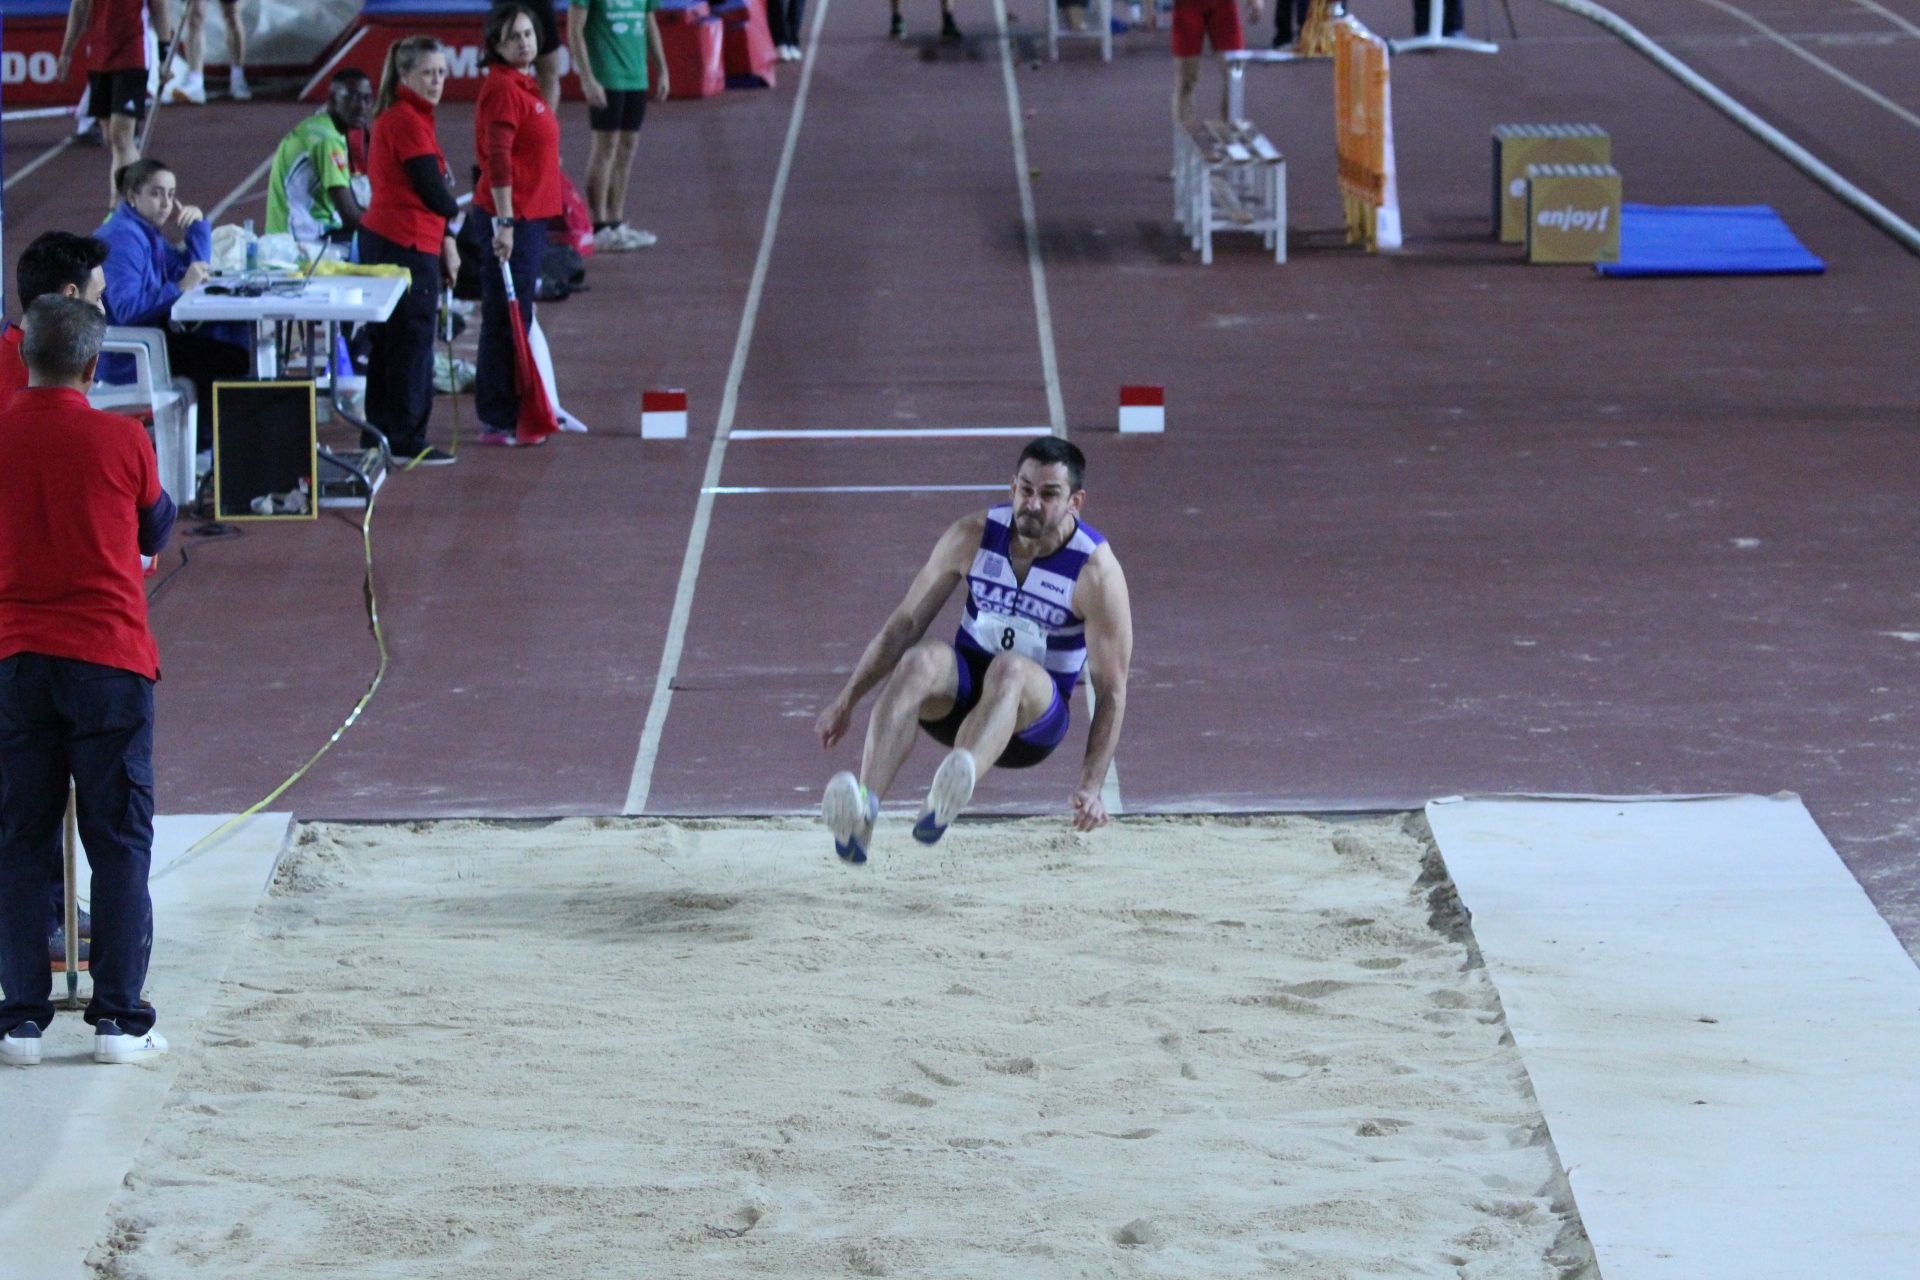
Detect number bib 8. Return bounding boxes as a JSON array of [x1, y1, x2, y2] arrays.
[[968, 609, 1048, 662]]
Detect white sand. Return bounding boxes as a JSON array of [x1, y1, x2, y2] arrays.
[[89, 815, 1594, 1278]]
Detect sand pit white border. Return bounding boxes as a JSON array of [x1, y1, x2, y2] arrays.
[[1427, 793, 1920, 1280], [1, 813, 291, 1280]]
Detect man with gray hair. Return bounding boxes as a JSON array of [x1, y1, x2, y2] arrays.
[[0, 295, 175, 1068]]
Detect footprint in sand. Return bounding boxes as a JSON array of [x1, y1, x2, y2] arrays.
[[912, 1060, 961, 1088], [1356, 1117, 1412, 1137], [1355, 957, 1403, 970], [1112, 1218, 1162, 1248]]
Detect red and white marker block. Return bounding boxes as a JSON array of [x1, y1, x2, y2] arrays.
[[641, 389, 688, 439], [1118, 385, 1165, 434]]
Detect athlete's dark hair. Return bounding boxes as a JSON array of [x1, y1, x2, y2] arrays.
[[114, 158, 172, 202], [15, 231, 109, 309], [1018, 436, 1086, 492], [331, 67, 372, 88], [483, 2, 543, 66]]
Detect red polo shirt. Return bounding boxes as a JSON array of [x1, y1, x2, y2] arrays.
[[0, 387, 163, 679], [473, 66, 562, 221], [361, 85, 454, 255], [0, 326, 26, 408]]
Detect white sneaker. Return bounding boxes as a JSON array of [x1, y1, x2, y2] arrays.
[[166, 71, 207, 105], [1, 1023, 43, 1067], [591, 225, 632, 253], [913, 749, 976, 845], [616, 225, 658, 250], [228, 69, 252, 101], [823, 771, 880, 864], [94, 1021, 168, 1064]]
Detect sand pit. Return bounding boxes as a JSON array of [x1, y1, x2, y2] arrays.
[[89, 815, 1594, 1278]]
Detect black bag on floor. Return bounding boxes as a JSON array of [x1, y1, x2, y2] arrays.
[[537, 241, 585, 302]]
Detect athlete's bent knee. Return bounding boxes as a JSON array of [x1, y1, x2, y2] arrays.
[[981, 651, 1046, 694]]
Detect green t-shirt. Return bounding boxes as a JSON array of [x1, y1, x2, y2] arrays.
[[579, 0, 657, 93], [265, 112, 353, 240]]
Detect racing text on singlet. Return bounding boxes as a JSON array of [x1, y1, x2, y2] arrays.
[[955, 504, 1105, 699]]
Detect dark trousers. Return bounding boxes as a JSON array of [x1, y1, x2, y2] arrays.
[[357, 227, 443, 455], [164, 327, 250, 452], [768, 0, 809, 45], [475, 216, 548, 436], [1274, 0, 1311, 41], [0, 654, 157, 1037], [1413, 0, 1464, 35]]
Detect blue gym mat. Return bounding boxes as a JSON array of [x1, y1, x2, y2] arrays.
[[1597, 204, 1825, 277]]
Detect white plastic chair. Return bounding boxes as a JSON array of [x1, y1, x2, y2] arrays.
[[92, 327, 198, 506]]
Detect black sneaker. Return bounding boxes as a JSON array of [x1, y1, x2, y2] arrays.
[[940, 11, 963, 40], [889, 11, 904, 37], [407, 447, 458, 467]]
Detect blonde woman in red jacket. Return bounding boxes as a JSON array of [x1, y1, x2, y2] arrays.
[[473, 2, 564, 447]]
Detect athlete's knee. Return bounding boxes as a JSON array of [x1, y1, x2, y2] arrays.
[[981, 651, 1046, 696], [891, 642, 952, 691]]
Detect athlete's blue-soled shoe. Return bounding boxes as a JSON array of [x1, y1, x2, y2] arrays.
[[913, 749, 976, 845], [823, 772, 880, 864]]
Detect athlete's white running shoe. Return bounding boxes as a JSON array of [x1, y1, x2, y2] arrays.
[[228, 69, 252, 101], [913, 749, 976, 845], [823, 771, 879, 864]]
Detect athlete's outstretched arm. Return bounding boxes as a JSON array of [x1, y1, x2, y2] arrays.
[[1071, 548, 1134, 830], [815, 516, 978, 748]]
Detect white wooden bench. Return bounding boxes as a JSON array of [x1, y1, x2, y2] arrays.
[[1173, 119, 1286, 264], [1047, 0, 1114, 61]]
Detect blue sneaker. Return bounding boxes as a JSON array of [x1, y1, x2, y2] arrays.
[[912, 749, 976, 845], [1, 1022, 43, 1067], [823, 772, 880, 864]]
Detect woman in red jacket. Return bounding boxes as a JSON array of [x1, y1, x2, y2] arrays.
[[358, 35, 461, 466], [473, 3, 564, 447]]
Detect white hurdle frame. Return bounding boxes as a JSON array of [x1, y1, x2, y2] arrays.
[[1047, 0, 1114, 61], [1174, 120, 1286, 264]]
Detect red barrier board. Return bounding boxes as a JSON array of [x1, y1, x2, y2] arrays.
[[1, 18, 88, 106], [719, 0, 777, 87], [658, 17, 724, 100]]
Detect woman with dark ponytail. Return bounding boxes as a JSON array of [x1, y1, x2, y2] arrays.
[[93, 157, 247, 453], [357, 35, 461, 466]]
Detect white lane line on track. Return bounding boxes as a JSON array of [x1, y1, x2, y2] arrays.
[[995, 0, 1068, 439], [1692, 0, 1920, 130], [623, 0, 833, 815], [3, 136, 74, 192], [731, 426, 1048, 439], [1851, 0, 1920, 40], [706, 484, 1008, 495], [995, 0, 1121, 816]]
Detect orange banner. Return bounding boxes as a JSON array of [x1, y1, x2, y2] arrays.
[[1334, 20, 1389, 205]]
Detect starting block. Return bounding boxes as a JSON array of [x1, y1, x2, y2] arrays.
[[1174, 120, 1286, 265], [1118, 385, 1164, 433], [641, 389, 689, 439]]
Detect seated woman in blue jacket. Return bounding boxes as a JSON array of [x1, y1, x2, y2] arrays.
[[94, 158, 248, 452]]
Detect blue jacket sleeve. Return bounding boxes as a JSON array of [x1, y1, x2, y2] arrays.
[[138, 490, 178, 555], [184, 218, 212, 266], [97, 213, 182, 329]]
